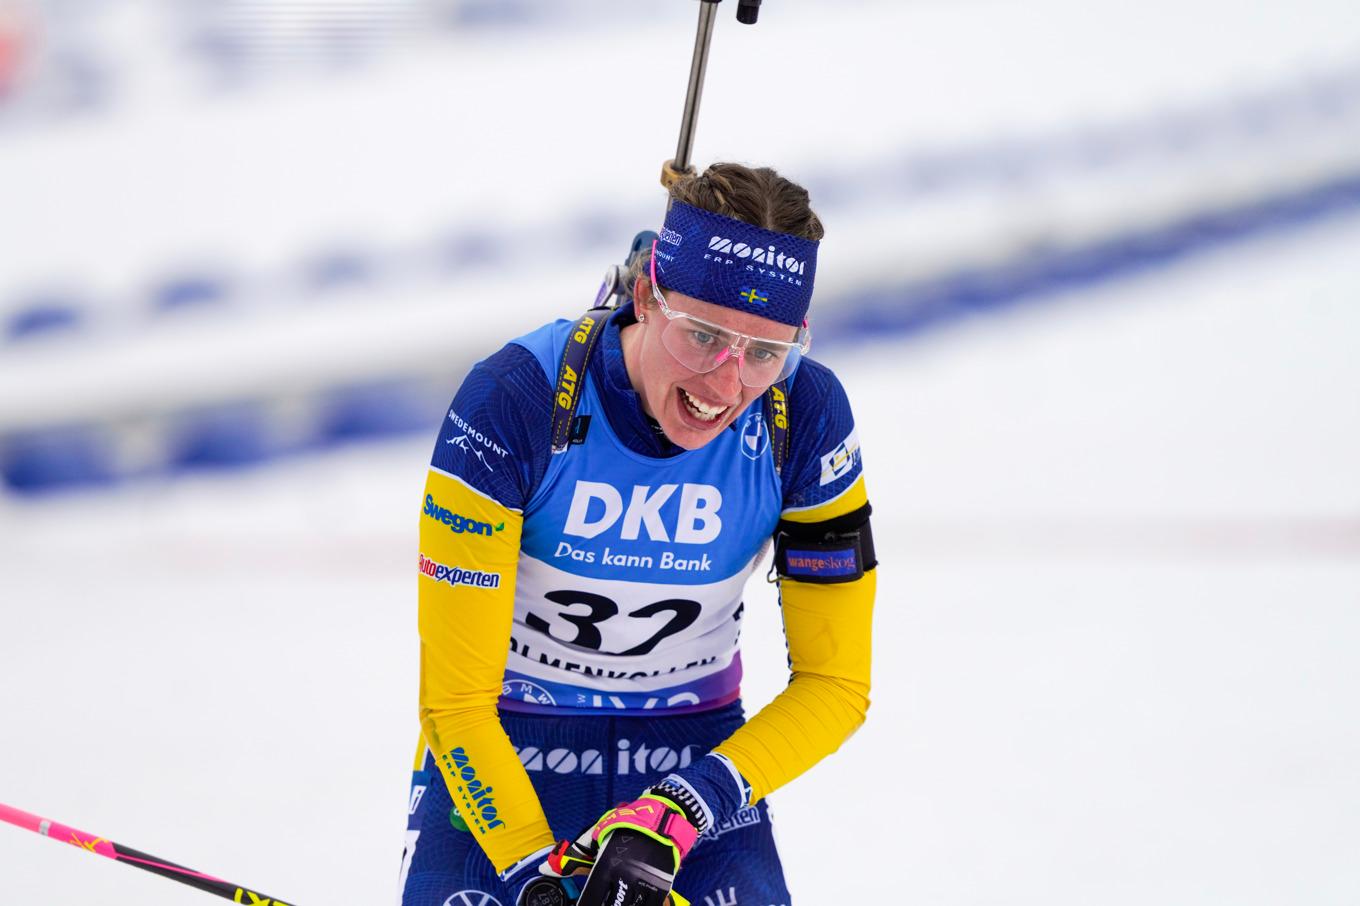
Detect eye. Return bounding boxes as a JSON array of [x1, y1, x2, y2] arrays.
[[748, 345, 781, 365], [687, 328, 720, 348]]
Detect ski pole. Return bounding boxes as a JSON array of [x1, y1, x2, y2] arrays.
[[661, 0, 765, 189], [0, 801, 297, 905]]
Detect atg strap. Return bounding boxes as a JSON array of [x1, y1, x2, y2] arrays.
[[551, 310, 610, 454], [763, 380, 790, 475]]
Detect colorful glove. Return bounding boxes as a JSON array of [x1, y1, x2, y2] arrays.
[[517, 754, 752, 906], [534, 792, 702, 906]]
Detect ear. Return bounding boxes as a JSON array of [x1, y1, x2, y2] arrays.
[[632, 275, 655, 315]]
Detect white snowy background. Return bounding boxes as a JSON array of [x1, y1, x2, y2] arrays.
[[1, 1, 1358, 904]]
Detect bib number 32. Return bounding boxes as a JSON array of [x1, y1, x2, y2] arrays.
[[525, 591, 700, 657]]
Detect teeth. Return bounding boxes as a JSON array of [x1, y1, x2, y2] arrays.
[[681, 389, 729, 422]]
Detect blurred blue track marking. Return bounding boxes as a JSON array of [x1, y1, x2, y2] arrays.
[[817, 169, 1360, 344], [314, 379, 444, 444], [151, 274, 232, 313], [5, 164, 1360, 495], [2, 52, 1360, 493], [3, 62, 1358, 339], [1, 425, 117, 493], [168, 403, 279, 470], [4, 297, 85, 342]]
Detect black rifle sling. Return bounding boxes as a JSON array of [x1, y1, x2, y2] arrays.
[[550, 309, 611, 454], [763, 379, 790, 475]]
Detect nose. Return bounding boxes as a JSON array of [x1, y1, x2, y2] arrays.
[[704, 350, 744, 400]]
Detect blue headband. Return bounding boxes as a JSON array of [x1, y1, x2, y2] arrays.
[[652, 201, 818, 327]]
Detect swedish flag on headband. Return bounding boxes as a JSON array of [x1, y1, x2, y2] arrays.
[[739, 287, 769, 306]]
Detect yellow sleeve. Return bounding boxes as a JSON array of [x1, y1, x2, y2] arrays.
[[713, 476, 875, 804], [418, 468, 555, 873]]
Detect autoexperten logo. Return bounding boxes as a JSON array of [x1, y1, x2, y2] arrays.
[[418, 553, 501, 589]]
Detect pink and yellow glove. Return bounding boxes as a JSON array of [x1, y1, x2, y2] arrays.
[[539, 793, 700, 906]]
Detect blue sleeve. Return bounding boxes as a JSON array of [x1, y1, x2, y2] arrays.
[[779, 358, 864, 512], [430, 341, 555, 512]]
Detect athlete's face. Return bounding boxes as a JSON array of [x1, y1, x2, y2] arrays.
[[623, 277, 799, 451]]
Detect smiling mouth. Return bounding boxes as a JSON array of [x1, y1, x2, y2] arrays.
[[679, 388, 730, 423]]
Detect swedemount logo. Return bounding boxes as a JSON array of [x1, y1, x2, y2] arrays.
[[423, 495, 503, 536], [446, 410, 509, 473], [707, 236, 807, 275]]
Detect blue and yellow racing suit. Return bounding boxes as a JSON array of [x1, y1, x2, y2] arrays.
[[401, 304, 875, 905]]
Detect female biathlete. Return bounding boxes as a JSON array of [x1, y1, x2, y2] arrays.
[[400, 163, 877, 906]]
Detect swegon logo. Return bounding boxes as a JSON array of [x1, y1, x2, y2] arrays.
[[423, 495, 504, 536]]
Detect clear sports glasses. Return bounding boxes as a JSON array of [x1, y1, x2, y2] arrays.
[[648, 241, 811, 388]]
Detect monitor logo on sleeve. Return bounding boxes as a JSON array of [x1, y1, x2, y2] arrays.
[[818, 428, 860, 486], [562, 481, 722, 544], [441, 747, 504, 834]]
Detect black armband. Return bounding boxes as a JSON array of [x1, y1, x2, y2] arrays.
[[772, 503, 877, 584]]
